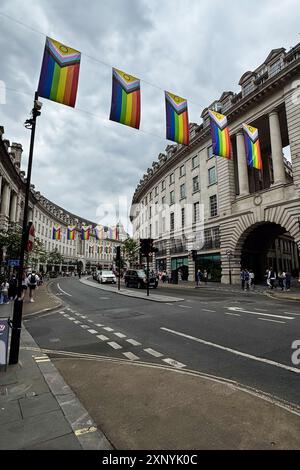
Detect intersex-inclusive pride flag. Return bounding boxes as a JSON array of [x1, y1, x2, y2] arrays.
[[67, 225, 76, 241], [109, 68, 141, 129], [208, 110, 232, 159], [52, 224, 61, 240], [242, 123, 262, 170], [38, 37, 81, 107], [165, 91, 189, 145], [95, 225, 103, 241], [81, 225, 90, 241]]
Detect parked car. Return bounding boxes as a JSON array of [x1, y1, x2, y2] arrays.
[[124, 270, 158, 289], [97, 270, 117, 284], [92, 270, 99, 281]]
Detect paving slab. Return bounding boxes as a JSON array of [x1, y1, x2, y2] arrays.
[[24, 432, 82, 450], [0, 400, 22, 425], [19, 392, 60, 418]]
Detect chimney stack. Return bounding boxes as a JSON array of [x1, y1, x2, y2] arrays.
[[10, 142, 23, 168]]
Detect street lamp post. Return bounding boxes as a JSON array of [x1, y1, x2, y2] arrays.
[[9, 92, 41, 365], [226, 249, 232, 285]]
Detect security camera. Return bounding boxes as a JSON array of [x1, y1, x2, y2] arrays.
[[34, 99, 43, 110]]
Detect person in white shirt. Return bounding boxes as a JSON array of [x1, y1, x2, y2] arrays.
[[27, 271, 40, 302]]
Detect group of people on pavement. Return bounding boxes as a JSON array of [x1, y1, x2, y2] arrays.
[[265, 267, 291, 291], [240, 269, 255, 291], [0, 270, 41, 305], [195, 269, 208, 287]]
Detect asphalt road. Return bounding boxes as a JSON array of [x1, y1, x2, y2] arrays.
[[25, 277, 300, 407]]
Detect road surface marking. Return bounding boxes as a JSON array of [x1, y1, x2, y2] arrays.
[[179, 305, 192, 309], [97, 334, 109, 341], [226, 307, 294, 320], [284, 312, 300, 316], [59, 311, 65, 314], [103, 327, 114, 332], [68, 317, 75, 320], [258, 318, 286, 324], [225, 312, 241, 317], [88, 329, 98, 334], [123, 352, 139, 361], [161, 327, 300, 375], [80, 315, 87, 319], [162, 358, 186, 369], [144, 348, 163, 358], [99, 297, 110, 300], [254, 308, 268, 312], [114, 332, 126, 338], [96, 324, 104, 327], [80, 325, 90, 329], [88, 319, 94, 323], [108, 341, 122, 350], [74, 313, 80, 316], [202, 309, 216, 313], [73, 320, 81, 324], [166, 303, 173, 306], [49, 338, 60, 343], [57, 283, 72, 297], [126, 339, 141, 346], [66, 308, 71, 311]]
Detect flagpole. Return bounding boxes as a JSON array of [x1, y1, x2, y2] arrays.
[[9, 91, 42, 365]]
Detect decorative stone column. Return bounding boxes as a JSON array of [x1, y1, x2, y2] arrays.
[[0, 182, 11, 217], [236, 131, 250, 196], [10, 192, 18, 222], [269, 110, 286, 185]]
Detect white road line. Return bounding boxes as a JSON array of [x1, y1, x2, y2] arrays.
[[73, 320, 81, 324], [57, 283, 72, 297], [284, 312, 300, 316], [254, 308, 268, 312], [59, 311, 65, 314], [202, 309, 216, 313], [66, 308, 71, 311], [226, 307, 294, 320], [258, 318, 286, 324], [225, 312, 241, 317], [114, 332, 126, 338], [81, 316, 87, 319], [108, 341, 122, 350], [88, 319, 94, 323], [88, 329, 98, 334], [162, 358, 186, 369], [123, 352, 139, 361], [179, 305, 192, 309], [166, 303, 173, 306], [144, 348, 163, 358], [96, 324, 104, 327], [96, 334, 109, 341], [103, 327, 114, 332], [161, 327, 300, 375], [126, 339, 141, 346], [68, 317, 75, 320], [80, 325, 90, 329]]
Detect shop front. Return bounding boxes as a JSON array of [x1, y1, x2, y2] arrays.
[[171, 256, 189, 281], [195, 252, 221, 282], [156, 258, 167, 272]]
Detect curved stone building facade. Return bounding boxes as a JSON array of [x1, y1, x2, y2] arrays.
[[131, 44, 300, 284], [0, 126, 127, 273]]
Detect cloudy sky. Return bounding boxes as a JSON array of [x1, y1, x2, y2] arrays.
[[0, 0, 299, 232]]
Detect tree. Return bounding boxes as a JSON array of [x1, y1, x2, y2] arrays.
[[122, 238, 139, 267], [28, 237, 48, 269], [0, 223, 22, 262], [48, 248, 64, 266]]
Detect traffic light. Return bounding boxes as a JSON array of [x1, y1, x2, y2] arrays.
[[116, 245, 121, 261], [140, 238, 158, 256]]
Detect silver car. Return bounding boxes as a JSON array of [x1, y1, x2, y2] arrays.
[[97, 270, 117, 284]]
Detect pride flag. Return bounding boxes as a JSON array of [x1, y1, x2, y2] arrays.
[[243, 124, 262, 170], [95, 225, 103, 241], [109, 68, 141, 129], [38, 37, 81, 108], [67, 225, 76, 241], [81, 225, 90, 241], [165, 91, 189, 145], [208, 110, 231, 159], [52, 224, 61, 240]]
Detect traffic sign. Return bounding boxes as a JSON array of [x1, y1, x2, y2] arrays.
[[7, 259, 20, 267]]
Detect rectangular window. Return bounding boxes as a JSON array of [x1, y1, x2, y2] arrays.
[[192, 155, 199, 168], [210, 195, 218, 217], [162, 196, 166, 206], [180, 183, 186, 199], [193, 175, 199, 192], [149, 206, 152, 219], [181, 208, 185, 228], [179, 165, 185, 177], [155, 186, 158, 196], [207, 146, 214, 159], [170, 190, 175, 205], [169, 173, 174, 184], [170, 212, 175, 231], [149, 224, 152, 238], [208, 166, 217, 185], [161, 179, 166, 191], [193, 202, 199, 223], [162, 217, 166, 233], [155, 202, 158, 214], [149, 191, 153, 201]]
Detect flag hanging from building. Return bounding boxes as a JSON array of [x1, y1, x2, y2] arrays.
[[67, 225, 76, 240], [52, 224, 61, 240], [81, 225, 90, 241], [165, 91, 189, 145], [242, 124, 262, 170], [95, 225, 103, 240], [27, 223, 35, 252], [109, 68, 141, 129], [37, 37, 81, 108], [113, 224, 119, 241], [208, 110, 231, 159]]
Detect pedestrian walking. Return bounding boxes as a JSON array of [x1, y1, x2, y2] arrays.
[[249, 269, 255, 290], [196, 269, 202, 287], [285, 270, 291, 291], [0, 279, 10, 304], [21, 273, 28, 300], [203, 269, 208, 285], [8, 274, 18, 300], [240, 269, 246, 290], [278, 271, 284, 291], [244, 269, 250, 291], [27, 270, 39, 303], [268, 267, 276, 289]]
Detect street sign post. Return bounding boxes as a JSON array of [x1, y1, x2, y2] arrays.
[[7, 259, 20, 268], [226, 250, 232, 285]]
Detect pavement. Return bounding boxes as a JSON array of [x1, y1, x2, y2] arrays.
[[2, 276, 298, 450]]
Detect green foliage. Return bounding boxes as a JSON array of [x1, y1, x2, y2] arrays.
[[122, 237, 139, 267], [47, 248, 64, 265], [0, 223, 22, 260]]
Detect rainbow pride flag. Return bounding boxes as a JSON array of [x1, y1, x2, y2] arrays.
[[208, 110, 231, 159], [67, 225, 76, 241], [95, 225, 103, 240], [38, 37, 81, 108], [81, 225, 90, 241], [109, 68, 141, 129], [165, 91, 189, 145], [243, 124, 262, 170], [52, 224, 61, 240]]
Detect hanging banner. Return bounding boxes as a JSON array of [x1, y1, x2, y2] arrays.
[[109, 68, 141, 129], [27, 223, 35, 252], [52, 224, 61, 240], [95, 225, 103, 241], [208, 110, 231, 159], [81, 225, 90, 241], [242, 123, 262, 170], [67, 225, 76, 241], [165, 91, 189, 145], [38, 37, 81, 107]]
